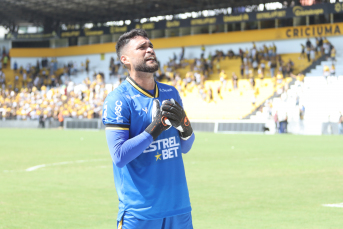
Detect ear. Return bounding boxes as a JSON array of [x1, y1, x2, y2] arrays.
[[121, 55, 131, 69], [121, 55, 130, 66]]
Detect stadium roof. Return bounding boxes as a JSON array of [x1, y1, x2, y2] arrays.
[[0, 0, 283, 28]]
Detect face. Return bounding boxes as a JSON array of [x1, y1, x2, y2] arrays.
[[121, 36, 158, 73]]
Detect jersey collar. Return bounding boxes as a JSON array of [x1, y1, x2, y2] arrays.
[[126, 76, 159, 98]]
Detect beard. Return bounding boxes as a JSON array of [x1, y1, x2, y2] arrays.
[[134, 59, 159, 73]]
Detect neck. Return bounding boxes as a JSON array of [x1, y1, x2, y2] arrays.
[[130, 70, 155, 91]]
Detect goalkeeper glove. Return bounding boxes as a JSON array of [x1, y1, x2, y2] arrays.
[[161, 99, 193, 140], [145, 99, 171, 140]]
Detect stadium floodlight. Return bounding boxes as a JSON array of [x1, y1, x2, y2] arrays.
[[264, 2, 283, 10], [140, 18, 148, 23], [84, 23, 93, 29], [165, 15, 173, 20]]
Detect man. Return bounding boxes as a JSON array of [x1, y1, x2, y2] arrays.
[[102, 29, 195, 229], [323, 65, 330, 83]]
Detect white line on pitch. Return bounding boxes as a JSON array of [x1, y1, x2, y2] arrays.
[[322, 203, 343, 208], [25, 158, 108, 172]]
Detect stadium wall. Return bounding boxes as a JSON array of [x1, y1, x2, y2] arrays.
[[1, 119, 340, 135]]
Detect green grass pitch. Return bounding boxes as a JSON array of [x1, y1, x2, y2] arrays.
[[1, 129, 343, 229]]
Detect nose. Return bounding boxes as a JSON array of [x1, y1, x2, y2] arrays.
[[147, 46, 154, 55]]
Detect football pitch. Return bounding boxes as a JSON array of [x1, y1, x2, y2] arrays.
[[1, 129, 343, 229]]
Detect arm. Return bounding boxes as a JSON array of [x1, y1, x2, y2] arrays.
[[104, 96, 170, 168], [106, 129, 153, 168], [180, 132, 195, 154]]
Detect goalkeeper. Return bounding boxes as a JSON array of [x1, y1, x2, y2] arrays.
[[103, 29, 195, 229]]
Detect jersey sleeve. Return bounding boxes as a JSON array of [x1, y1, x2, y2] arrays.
[[102, 92, 130, 130]]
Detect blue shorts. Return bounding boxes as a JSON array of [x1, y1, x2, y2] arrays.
[[117, 212, 193, 229]]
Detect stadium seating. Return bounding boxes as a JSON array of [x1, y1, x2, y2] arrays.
[[181, 78, 292, 119], [1, 50, 311, 120], [164, 52, 315, 120]]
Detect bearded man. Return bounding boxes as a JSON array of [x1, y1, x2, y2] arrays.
[[102, 29, 195, 229]]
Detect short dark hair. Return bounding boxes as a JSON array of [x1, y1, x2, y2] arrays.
[[116, 29, 149, 63]]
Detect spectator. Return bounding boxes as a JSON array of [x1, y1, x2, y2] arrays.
[[38, 113, 45, 128], [323, 65, 330, 82], [232, 72, 238, 90], [306, 38, 312, 49], [258, 67, 264, 84], [252, 59, 258, 75], [270, 57, 277, 78], [215, 59, 221, 74], [240, 63, 244, 78], [207, 87, 214, 103], [86, 58, 90, 75], [217, 84, 223, 100], [306, 45, 311, 62], [330, 46, 336, 63], [239, 48, 244, 62], [201, 45, 205, 59], [227, 49, 234, 59], [58, 111, 64, 128], [35, 60, 40, 74], [323, 37, 330, 58], [219, 70, 227, 89], [330, 64, 335, 77], [14, 61, 18, 71], [249, 71, 255, 89], [14, 75, 19, 88], [318, 37, 324, 55], [180, 46, 185, 61], [3, 55, 8, 68], [109, 57, 115, 76], [299, 43, 305, 60], [315, 37, 320, 53], [272, 43, 277, 56]]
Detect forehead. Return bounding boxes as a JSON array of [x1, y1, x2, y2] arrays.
[[127, 36, 151, 48]]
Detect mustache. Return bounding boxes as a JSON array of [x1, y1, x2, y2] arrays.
[[144, 55, 156, 61]]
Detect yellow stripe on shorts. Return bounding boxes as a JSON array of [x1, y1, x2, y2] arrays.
[[118, 218, 123, 229]]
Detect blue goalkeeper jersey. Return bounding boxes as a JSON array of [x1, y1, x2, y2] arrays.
[[102, 76, 191, 221]]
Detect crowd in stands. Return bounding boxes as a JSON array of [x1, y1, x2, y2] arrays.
[[161, 42, 299, 103], [300, 37, 336, 63], [0, 54, 112, 123], [0, 46, 9, 88], [0, 37, 337, 123], [298, 37, 337, 80], [0, 75, 108, 125]]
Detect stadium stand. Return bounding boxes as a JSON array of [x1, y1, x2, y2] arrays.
[[1, 40, 318, 121], [1, 1, 342, 134]]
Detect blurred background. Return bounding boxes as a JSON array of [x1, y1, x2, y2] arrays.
[[1, 1, 343, 228], [0, 0, 342, 134]]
